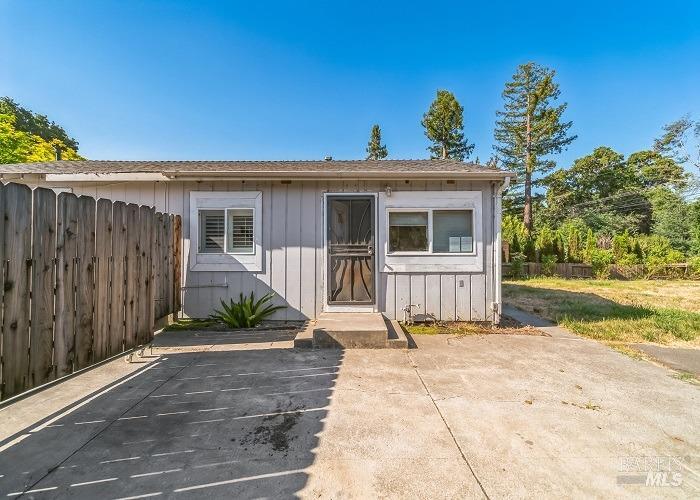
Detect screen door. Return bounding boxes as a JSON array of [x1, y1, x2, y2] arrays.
[[327, 196, 375, 305]]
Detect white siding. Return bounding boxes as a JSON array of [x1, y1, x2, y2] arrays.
[[29, 178, 497, 322]]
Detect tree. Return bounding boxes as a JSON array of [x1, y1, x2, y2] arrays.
[[0, 97, 78, 150], [654, 115, 699, 171], [365, 124, 388, 160], [421, 90, 474, 161], [494, 62, 576, 232], [0, 113, 82, 164]]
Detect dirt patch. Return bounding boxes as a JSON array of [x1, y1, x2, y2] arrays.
[[240, 404, 303, 455]]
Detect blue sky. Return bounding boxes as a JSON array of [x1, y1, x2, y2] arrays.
[[1, 0, 699, 169]]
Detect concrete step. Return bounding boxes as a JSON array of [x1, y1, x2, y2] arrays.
[[293, 323, 314, 348], [386, 319, 409, 349]]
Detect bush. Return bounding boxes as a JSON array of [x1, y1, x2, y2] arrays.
[[689, 256, 700, 279], [540, 255, 557, 276], [510, 252, 526, 279], [210, 292, 285, 328], [590, 249, 614, 279]]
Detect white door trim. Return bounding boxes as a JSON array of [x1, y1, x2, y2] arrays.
[[322, 192, 379, 313]]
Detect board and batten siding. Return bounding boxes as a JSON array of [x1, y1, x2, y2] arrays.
[[21, 178, 497, 322]]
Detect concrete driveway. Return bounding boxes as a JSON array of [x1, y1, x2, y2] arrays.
[[0, 326, 698, 499]]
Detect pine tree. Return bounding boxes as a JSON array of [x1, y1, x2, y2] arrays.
[[421, 90, 474, 160], [494, 63, 576, 233], [365, 124, 388, 160]]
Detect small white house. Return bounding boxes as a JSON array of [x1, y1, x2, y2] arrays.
[[1, 160, 513, 323]]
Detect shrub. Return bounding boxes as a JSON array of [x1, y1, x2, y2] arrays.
[[590, 249, 614, 279], [210, 292, 286, 328], [510, 252, 526, 279], [689, 256, 700, 279], [540, 255, 557, 276]]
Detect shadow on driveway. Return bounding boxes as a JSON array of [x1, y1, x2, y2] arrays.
[[0, 330, 343, 499]]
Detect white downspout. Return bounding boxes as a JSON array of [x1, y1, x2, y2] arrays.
[[492, 176, 510, 325]]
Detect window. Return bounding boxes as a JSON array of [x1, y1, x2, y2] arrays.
[[227, 208, 254, 253], [380, 191, 483, 273], [433, 210, 473, 253], [190, 191, 263, 272], [197, 208, 255, 254], [387, 209, 474, 254], [389, 212, 428, 252], [199, 210, 225, 253]]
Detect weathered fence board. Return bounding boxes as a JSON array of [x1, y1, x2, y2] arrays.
[[109, 202, 127, 354], [75, 196, 96, 369], [124, 203, 139, 349], [173, 215, 182, 316], [0, 183, 5, 396], [136, 206, 153, 344], [0, 183, 181, 400], [55, 193, 79, 378], [29, 188, 56, 387], [1, 183, 32, 397], [94, 199, 112, 361]]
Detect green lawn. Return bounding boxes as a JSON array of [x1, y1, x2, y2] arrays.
[[503, 278, 700, 345]]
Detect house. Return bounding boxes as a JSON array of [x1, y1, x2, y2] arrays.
[[0, 160, 513, 329]]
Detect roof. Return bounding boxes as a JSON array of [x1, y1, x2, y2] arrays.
[[0, 159, 514, 180]]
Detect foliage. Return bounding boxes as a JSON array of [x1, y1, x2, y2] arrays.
[[540, 254, 557, 276], [589, 249, 614, 279], [510, 252, 526, 278], [0, 97, 79, 150], [421, 90, 474, 160], [648, 187, 692, 253], [654, 114, 700, 171], [210, 292, 285, 328], [366, 124, 388, 160], [0, 114, 83, 164], [494, 62, 576, 232]]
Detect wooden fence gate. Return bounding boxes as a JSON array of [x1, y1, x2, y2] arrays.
[[0, 182, 182, 400]]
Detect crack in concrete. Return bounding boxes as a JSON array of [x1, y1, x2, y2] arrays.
[[406, 351, 491, 500]]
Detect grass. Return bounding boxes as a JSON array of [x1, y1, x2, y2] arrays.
[[163, 318, 217, 331], [503, 278, 700, 345], [403, 318, 544, 337]]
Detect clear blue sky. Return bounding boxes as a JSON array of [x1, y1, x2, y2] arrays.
[[1, 0, 699, 169]]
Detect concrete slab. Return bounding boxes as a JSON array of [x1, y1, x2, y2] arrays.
[[632, 344, 700, 377], [1, 326, 697, 498], [313, 312, 388, 348]]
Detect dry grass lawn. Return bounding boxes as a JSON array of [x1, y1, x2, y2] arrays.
[[503, 278, 700, 345]]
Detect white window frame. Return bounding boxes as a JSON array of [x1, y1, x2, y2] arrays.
[[378, 191, 483, 273], [387, 208, 476, 256], [189, 191, 263, 272]]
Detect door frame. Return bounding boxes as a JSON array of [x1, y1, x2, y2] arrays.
[[322, 192, 379, 313]]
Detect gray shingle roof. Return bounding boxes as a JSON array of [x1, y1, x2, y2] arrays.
[[0, 159, 513, 179]]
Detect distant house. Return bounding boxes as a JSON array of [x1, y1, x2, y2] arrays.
[[0, 160, 513, 323]]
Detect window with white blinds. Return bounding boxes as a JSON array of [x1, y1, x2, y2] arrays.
[[199, 210, 226, 253], [197, 208, 255, 254], [227, 208, 254, 253]]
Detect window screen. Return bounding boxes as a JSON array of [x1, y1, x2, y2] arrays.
[[433, 210, 473, 253], [199, 210, 225, 253], [227, 208, 254, 254], [389, 212, 428, 252]]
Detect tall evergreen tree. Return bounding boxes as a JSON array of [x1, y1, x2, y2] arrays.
[[421, 90, 474, 161], [365, 124, 388, 160], [494, 63, 576, 232]]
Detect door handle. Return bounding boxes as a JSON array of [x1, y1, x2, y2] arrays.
[[367, 246, 374, 256]]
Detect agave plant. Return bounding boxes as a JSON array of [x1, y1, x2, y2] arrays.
[[210, 292, 285, 328]]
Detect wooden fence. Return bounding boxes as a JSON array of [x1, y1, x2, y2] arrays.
[[0, 182, 181, 400], [502, 262, 593, 278]]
